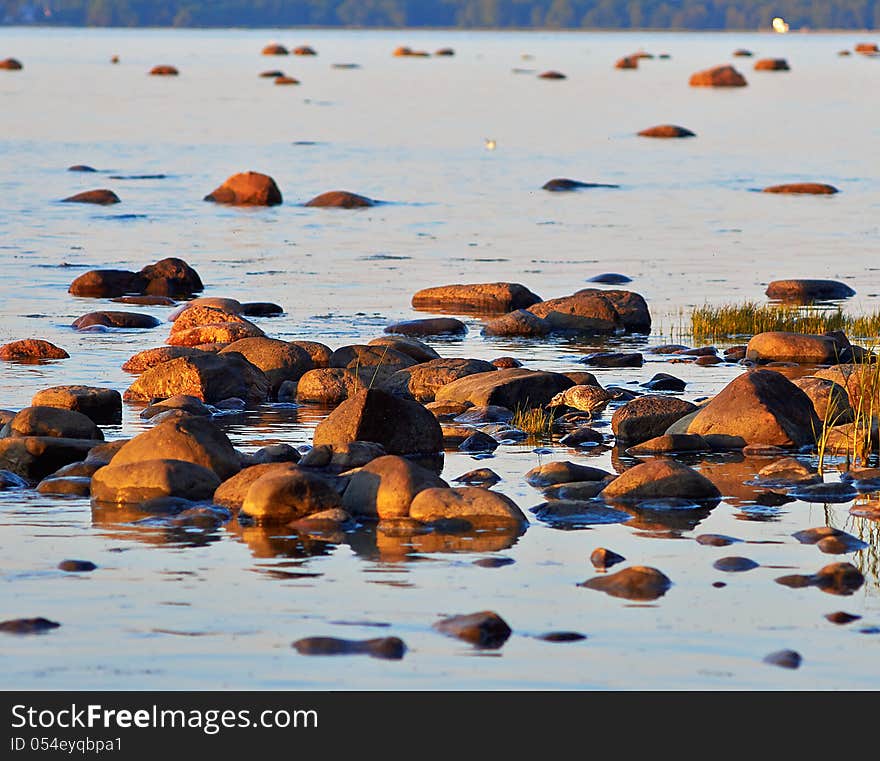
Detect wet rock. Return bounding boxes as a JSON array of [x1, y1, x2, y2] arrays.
[[219, 338, 313, 393], [305, 190, 374, 208], [525, 461, 611, 488], [0, 339, 69, 361], [733, 49, 753, 57], [541, 481, 609, 501], [713, 556, 759, 572], [149, 65, 178, 75], [638, 125, 695, 138], [239, 302, 282, 318], [763, 650, 801, 669], [259, 69, 285, 77], [538, 70, 567, 79], [527, 292, 621, 334], [724, 346, 747, 361], [538, 631, 586, 642], [453, 468, 501, 486], [295, 367, 393, 405], [435, 367, 573, 409], [291, 340, 333, 368], [433, 611, 512, 648], [204, 171, 282, 206], [381, 358, 496, 403], [495, 356, 527, 368], [68, 269, 144, 298], [167, 312, 264, 347], [292, 636, 405, 660], [409, 486, 525, 527], [0, 618, 60, 634], [212, 462, 301, 510], [763, 183, 837, 195], [482, 309, 551, 337], [559, 427, 605, 448], [330, 345, 417, 371], [73, 311, 159, 330], [746, 332, 842, 365], [37, 476, 91, 496], [314, 388, 442, 456], [240, 470, 343, 524], [789, 482, 858, 503], [600, 459, 721, 503], [792, 526, 864, 550], [642, 373, 686, 392], [91, 459, 220, 504], [689, 65, 747, 87], [141, 395, 213, 419], [124, 353, 269, 405], [826, 611, 860, 625], [791, 376, 853, 424], [755, 458, 820, 487], [766, 279, 854, 302], [696, 534, 741, 547], [367, 336, 439, 363], [612, 397, 697, 445], [31, 386, 121, 424], [111, 415, 241, 480], [580, 566, 671, 601], [412, 283, 541, 314], [169, 298, 242, 320], [776, 562, 864, 595], [573, 288, 651, 333], [58, 560, 97, 572], [2, 407, 103, 441], [626, 433, 709, 455], [590, 547, 625, 570], [531, 500, 630, 528], [342, 455, 447, 519], [683, 370, 819, 447], [459, 431, 498, 453], [385, 317, 466, 337], [62, 189, 120, 205]]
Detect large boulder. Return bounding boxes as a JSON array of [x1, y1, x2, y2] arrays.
[[124, 353, 270, 404], [91, 459, 220, 504], [295, 367, 398, 405], [204, 172, 282, 206], [367, 336, 440, 363], [526, 292, 621, 334], [600, 459, 721, 503], [689, 65, 747, 87], [0, 339, 69, 361], [31, 386, 121, 424], [72, 311, 160, 330], [291, 341, 334, 368], [109, 415, 241, 479], [122, 346, 210, 373], [342, 455, 447, 519], [814, 364, 880, 411], [791, 377, 853, 424], [385, 318, 467, 337], [612, 397, 699, 444], [138, 258, 203, 297], [1, 407, 103, 441], [219, 338, 313, 392], [682, 369, 820, 447], [754, 58, 790, 71], [0, 437, 98, 482], [240, 470, 343, 524], [765, 279, 854, 301], [68, 269, 144, 298], [481, 309, 551, 337], [213, 462, 302, 510], [313, 389, 442, 456], [167, 305, 264, 347], [746, 332, 843, 364], [411, 283, 541, 314], [380, 358, 496, 402], [328, 345, 416, 371], [409, 487, 527, 527], [572, 289, 651, 332], [434, 367, 573, 409]]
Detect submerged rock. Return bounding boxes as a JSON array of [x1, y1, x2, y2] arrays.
[[763, 650, 801, 669]]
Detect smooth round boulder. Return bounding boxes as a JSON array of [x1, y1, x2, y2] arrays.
[[600, 459, 721, 503], [745, 332, 842, 364], [367, 336, 440, 363], [204, 172, 282, 206], [295, 367, 392, 405], [411, 283, 541, 314], [766, 279, 854, 301], [435, 367, 573, 409], [72, 311, 159, 330], [213, 462, 301, 510], [305, 191, 374, 208], [139, 258, 204, 297], [329, 344, 416, 371], [612, 396, 698, 444], [31, 386, 121, 424], [385, 318, 467, 337], [240, 471, 343, 525], [109, 415, 241, 479], [571, 288, 651, 333], [37, 476, 92, 497], [481, 309, 550, 337], [380, 358, 496, 402], [0, 339, 68, 361], [2, 407, 103, 441], [62, 189, 120, 205], [313, 389, 442, 456], [91, 459, 220, 504], [754, 58, 789, 70], [763, 183, 838, 195], [291, 341, 333, 368], [0, 437, 99, 482], [122, 346, 209, 373], [409, 487, 526, 527], [342, 455, 447, 519], [580, 566, 671, 601], [526, 292, 621, 334], [525, 461, 612, 488], [68, 269, 144, 298], [638, 125, 695, 138], [689, 65, 747, 87], [220, 338, 313, 391]]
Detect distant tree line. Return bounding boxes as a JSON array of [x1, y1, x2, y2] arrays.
[[3, 1, 879, 29]]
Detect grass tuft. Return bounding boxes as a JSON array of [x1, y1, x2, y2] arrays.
[[511, 404, 556, 435]]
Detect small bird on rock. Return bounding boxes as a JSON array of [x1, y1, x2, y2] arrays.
[[546, 385, 621, 417]]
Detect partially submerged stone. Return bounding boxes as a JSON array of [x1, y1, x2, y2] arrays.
[[435, 367, 573, 409], [412, 283, 541, 314], [766, 279, 854, 302], [305, 190, 374, 208], [342, 455, 447, 519], [599, 459, 721, 503], [2, 406, 103, 441], [433, 611, 511, 648], [763, 183, 837, 195], [638, 125, 695, 138], [612, 396, 697, 444], [689, 65, 747, 87], [204, 172, 282, 206], [31, 386, 121, 424], [91, 459, 220, 504], [292, 636, 405, 660], [525, 461, 611, 488], [385, 318, 466, 337], [240, 470, 343, 524], [0, 339, 69, 361], [62, 189, 120, 205], [409, 487, 526, 527], [580, 566, 671, 600], [380, 358, 496, 402], [591, 547, 625, 569]]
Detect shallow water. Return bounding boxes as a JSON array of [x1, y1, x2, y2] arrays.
[[1, 27, 879, 689]]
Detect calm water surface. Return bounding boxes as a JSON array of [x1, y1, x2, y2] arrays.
[[0, 27, 879, 689]]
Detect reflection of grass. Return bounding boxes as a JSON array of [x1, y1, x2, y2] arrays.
[[686, 303, 880, 342], [512, 404, 555, 435]]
